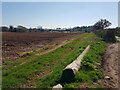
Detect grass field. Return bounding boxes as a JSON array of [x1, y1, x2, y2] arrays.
[[2, 33, 105, 88]]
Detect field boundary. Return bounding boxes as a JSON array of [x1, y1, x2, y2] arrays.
[[12, 38, 77, 68], [35, 38, 76, 56]]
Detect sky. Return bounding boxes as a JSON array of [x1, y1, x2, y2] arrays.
[[2, 2, 118, 29], [118, 1, 120, 27]]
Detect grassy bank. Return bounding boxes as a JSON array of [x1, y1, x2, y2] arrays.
[[3, 33, 95, 88], [64, 38, 105, 88]]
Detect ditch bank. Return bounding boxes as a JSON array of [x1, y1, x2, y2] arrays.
[[101, 42, 119, 88], [53, 45, 90, 89], [61, 40, 105, 88]]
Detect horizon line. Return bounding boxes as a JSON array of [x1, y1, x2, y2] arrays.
[[1, 24, 117, 29]]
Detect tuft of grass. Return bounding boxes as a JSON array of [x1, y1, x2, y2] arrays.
[[20, 52, 33, 57], [95, 85, 105, 89], [64, 82, 80, 88], [88, 70, 103, 82], [43, 47, 52, 50], [75, 71, 90, 82]]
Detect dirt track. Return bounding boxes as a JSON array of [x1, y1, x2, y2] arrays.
[[102, 42, 119, 88]]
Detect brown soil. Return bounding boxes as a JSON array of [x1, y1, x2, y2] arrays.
[[35, 38, 75, 56], [2, 32, 82, 60], [13, 38, 74, 68], [35, 36, 88, 56], [101, 42, 119, 88]]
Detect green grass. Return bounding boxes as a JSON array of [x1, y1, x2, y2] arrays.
[[64, 38, 105, 88], [36, 33, 95, 88], [2, 33, 95, 88], [3, 45, 58, 71], [3, 34, 79, 71]]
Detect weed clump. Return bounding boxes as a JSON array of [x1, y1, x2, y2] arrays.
[[94, 29, 117, 43], [75, 71, 90, 82]]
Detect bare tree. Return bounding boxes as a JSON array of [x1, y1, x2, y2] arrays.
[[94, 19, 112, 29]]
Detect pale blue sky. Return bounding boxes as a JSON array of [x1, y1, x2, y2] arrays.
[[2, 2, 118, 28]]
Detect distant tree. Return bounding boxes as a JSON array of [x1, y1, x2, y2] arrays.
[[94, 19, 112, 29], [28, 28, 33, 32], [72, 26, 81, 31], [9, 25, 14, 32], [2, 26, 9, 32], [17, 25, 28, 32], [56, 28, 61, 30], [13, 28, 17, 32], [9, 25, 13, 30]]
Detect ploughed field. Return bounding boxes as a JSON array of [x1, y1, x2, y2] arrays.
[[2, 32, 82, 60]]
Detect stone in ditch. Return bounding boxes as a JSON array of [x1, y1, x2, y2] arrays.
[[105, 76, 110, 80], [53, 84, 62, 90]]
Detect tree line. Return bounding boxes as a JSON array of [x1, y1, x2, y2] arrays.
[[0, 19, 115, 32]]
